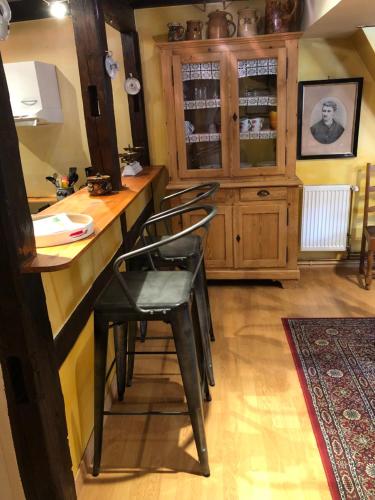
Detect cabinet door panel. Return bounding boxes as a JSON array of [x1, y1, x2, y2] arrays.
[[182, 205, 233, 268], [172, 52, 230, 179], [234, 202, 287, 268], [229, 47, 287, 177]]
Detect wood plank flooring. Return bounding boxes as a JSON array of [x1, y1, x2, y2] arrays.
[[78, 267, 375, 500]]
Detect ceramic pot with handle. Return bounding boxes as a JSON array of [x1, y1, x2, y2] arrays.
[[237, 8, 259, 37], [186, 19, 203, 40], [265, 0, 298, 34], [207, 10, 236, 39], [167, 22, 185, 42]]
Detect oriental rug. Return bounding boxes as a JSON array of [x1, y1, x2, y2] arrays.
[[282, 318, 375, 500]]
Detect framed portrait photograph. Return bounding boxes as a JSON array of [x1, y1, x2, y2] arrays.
[[297, 78, 363, 159]]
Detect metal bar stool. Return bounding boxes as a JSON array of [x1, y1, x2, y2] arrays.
[[122, 182, 219, 394], [93, 205, 216, 477]]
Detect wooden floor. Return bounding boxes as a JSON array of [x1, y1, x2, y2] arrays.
[[78, 267, 375, 500]]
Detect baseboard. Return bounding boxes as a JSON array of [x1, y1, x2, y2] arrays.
[[74, 373, 117, 495], [298, 253, 360, 268]]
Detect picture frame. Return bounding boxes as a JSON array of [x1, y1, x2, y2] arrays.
[[297, 78, 363, 160]]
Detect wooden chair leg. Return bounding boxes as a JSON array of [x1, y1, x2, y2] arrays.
[[126, 321, 137, 387], [365, 250, 374, 290], [360, 233, 367, 274], [171, 304, 210, 477], [93, 314, 109, 476], [113, 323, 127, 401]]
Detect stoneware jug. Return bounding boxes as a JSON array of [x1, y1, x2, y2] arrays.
[[167, 22, 185, 42], [265, 0, 298, 34], [207, 10, 236, 39], [0, 0, 11, 41], [186, 19, 203, 40], [237, 8, 259, 37]]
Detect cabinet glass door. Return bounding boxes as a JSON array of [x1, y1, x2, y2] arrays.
[[173, 53, 229, 178], [230, 48, 287, 176]]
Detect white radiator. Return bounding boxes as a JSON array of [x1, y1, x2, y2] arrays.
[[301, 185, 355, 251]]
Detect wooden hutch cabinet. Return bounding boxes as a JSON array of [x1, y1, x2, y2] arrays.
[[156, 32, 302, 285]]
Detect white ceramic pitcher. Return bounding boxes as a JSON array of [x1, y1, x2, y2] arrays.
[[0, 0, 11, 41]]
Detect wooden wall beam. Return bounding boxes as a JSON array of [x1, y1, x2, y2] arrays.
[[0, 54, 76, 499], [70, 0, 122, 190], [102, 0, 135, 32], [121, 30, 150, 165]]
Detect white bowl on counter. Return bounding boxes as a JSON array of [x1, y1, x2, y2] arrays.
[[32, 212, 94, 247]]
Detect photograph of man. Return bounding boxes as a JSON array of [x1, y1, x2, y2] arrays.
[[310, 100, 345, 144]]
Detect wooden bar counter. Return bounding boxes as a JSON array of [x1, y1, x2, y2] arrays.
[[22, 166, 163, 273]]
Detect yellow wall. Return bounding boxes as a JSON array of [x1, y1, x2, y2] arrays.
[[298, 37, 375, 252], [1, 17, 132, 197]]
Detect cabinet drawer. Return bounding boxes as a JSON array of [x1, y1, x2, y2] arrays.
[[179, 188, 234, 204], [240, 187, 287, 202]]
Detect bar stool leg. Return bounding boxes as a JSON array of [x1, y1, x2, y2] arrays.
[[139, 320, 147, 342], [126, 321, 137, 387], [93, 314, 109, 476], [192, 294, 211, 402], [202, 260, 215, 341], [193, 260, 215, 387], [113, 323, 127, 401], [365, 250, 374, 290], [171, 304, 210, 477]]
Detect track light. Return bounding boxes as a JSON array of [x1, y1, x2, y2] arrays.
[[43, 1, 69, 19]]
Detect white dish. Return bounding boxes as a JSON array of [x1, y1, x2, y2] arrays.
[[32, 212, 94, 247]]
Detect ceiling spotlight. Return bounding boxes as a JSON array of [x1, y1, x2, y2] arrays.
[[49, 1, 68, 19]]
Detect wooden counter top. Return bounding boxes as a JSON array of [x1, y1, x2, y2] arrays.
[[22, 167, 163, 274]]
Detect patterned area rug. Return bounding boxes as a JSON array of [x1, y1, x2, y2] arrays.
[[283, 318, 375, 500]]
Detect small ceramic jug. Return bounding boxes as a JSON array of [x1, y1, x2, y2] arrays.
[[186, 19, 203, 40], [237, 8, 259, 37], [207, 10, 236, 39], [0, 0, 11, 41], [167, 22, 185, 42], [265, 0, 298, 34]]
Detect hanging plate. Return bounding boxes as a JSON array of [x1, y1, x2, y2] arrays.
[[124, 73, 141, 95], [105, 52, 119, 79]]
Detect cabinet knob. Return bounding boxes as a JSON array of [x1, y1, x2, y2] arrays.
[[232, 113, 238, 122], [236, 234, 241, 242], [257, 189, 270, 197]]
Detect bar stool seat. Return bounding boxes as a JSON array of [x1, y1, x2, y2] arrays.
[[96, 270, 192, 312]]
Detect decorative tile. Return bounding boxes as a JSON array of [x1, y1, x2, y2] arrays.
[[239, 97, 248, 106], [249, 132, 260, 139], [202, 70, 212, 79], [240, 132, 250, 140], [196, 100, 206, 109], [200, 134, 210, 142], [210, 133, 221, 142], [212, 70, 220, 79]]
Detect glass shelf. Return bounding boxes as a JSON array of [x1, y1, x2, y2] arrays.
[[184, 99, 221, 110], [239, 96, 277, 107], [240, 130, 277, 140], [186, 133, 221, 143]]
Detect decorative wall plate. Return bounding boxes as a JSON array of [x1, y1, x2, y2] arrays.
[[105, 52, 119, 79], [124, 73, 141, 95]]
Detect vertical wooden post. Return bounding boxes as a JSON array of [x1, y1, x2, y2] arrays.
[[121, 30, 150, 165], [70, 0, 122, 190], [0, 56, 76, 498]]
